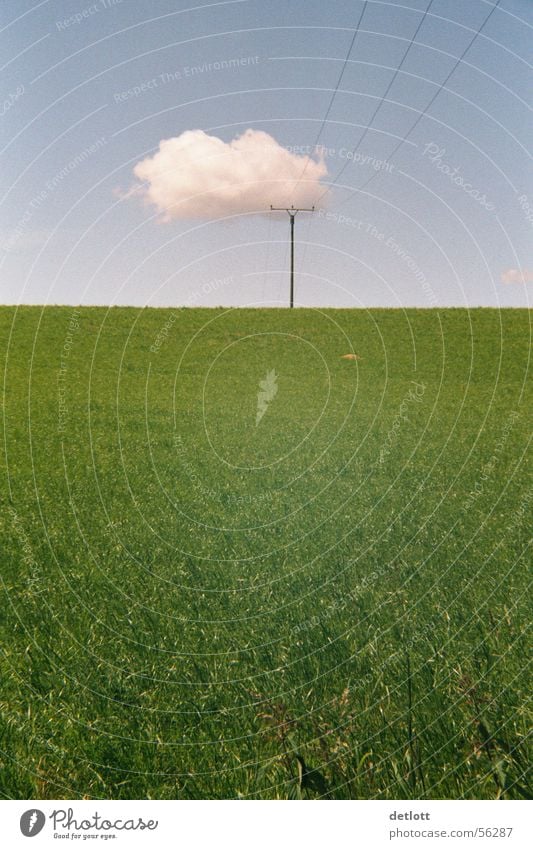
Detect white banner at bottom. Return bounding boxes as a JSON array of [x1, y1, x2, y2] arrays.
[[1, 799, 531, 849]]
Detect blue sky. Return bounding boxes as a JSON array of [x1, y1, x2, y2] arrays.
[[1, 0, 531, 307]]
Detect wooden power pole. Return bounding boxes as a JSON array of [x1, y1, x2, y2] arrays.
[[270, 205, 314, 307]]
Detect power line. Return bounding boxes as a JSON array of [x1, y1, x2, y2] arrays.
[[298, 0, 502, 298], [280, 1, 368, 288], [316, 0, 435, 203], [307, 2, 368, 158], [266, 0, 503, 306], [329, 0, 503, 209], [297, 0, 436, 282], [302, 0, 434, 288]]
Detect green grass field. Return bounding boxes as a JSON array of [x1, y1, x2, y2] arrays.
[[0, 306, 531, 800]]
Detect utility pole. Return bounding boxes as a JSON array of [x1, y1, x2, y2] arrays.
[[270, 205, 314, 308]]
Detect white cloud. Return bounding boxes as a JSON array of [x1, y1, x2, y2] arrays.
[[131, 128, 328, 220], [501, 268, 533, 285]]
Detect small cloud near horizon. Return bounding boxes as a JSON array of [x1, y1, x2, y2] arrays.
[[501, 268, 533, 285], [130, 128, 328, 220]]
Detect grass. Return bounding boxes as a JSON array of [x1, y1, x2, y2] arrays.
[[0, 305, 531, 799]]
